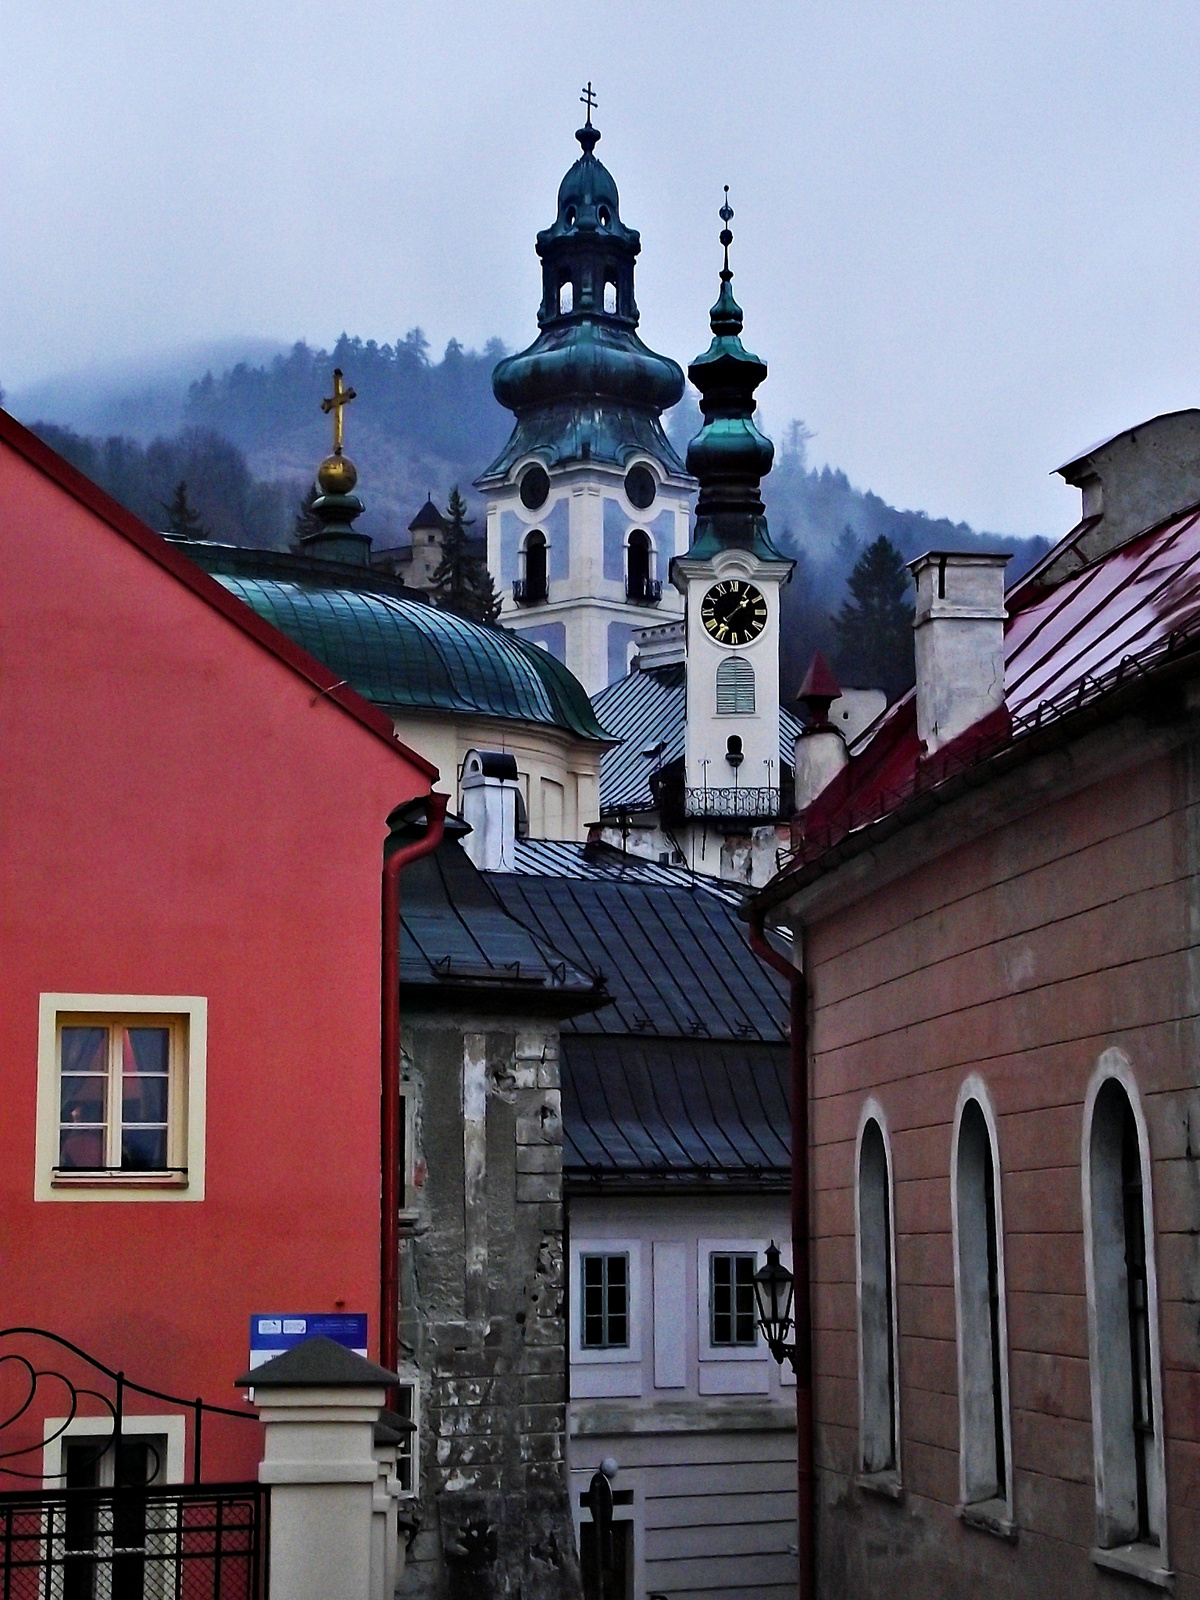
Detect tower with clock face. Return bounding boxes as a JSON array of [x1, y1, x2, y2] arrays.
[[672, 198, 793, 814]]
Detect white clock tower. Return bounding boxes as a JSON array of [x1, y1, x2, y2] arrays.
[[672, 195, 793, 820]]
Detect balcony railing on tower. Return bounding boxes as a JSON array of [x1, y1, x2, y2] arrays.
[[625, 577, 662, 604], [512, 578, 547, 604], [685, 786, 781, 820]]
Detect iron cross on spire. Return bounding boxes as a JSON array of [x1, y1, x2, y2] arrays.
[[580, 81, 597, 124], [320, 368, 357, 454]]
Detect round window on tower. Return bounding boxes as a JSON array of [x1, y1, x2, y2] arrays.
[[520, 466, 550, 510], [624, 464, 656, 510]]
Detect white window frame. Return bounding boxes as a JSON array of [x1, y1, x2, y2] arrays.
[[1082, 1049, 1170, 1581], [43, 1413, 186, 1486], [950, 1075, 1013, 1527], [36, 994, 207, 1202], [697, 1239, 769, 1363], [570, 1238, 642, 1366], [855, 1098, 901, 1485], [392, 1374, 419, 1498]]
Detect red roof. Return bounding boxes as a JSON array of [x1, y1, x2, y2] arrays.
[[778, 501, 1200, 884], [0, 409, 438, 780]]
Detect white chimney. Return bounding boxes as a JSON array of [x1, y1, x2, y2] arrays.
[[460, 749, 520, 871], [909, 552, 1010, 755]]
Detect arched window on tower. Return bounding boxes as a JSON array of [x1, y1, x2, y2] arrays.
[[953, 1089, 1011, 1520], [716, 656, 755, 714], [558, 280, 574, 315], [626, 530, 658, 603], [603, 278, 618, 314], [858, 1113, 898, 1478], [1085, 1068, 1166, 1558], [517, 530, 547, 604]]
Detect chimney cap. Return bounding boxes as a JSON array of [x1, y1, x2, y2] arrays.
[[797, 651, 841, 727], [907, 549, 1011, 578], [463, 749, 519, 782]]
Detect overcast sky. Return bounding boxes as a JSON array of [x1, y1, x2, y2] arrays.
[[3, 1, 1199, 537]]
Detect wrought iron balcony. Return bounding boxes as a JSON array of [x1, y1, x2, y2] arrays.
[[512, 578, 548, 604], [626, 577, 663, 604], [685, 786, 782, 820]]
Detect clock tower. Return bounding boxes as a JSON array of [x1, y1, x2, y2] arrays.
[[672, 194, 793, 816]]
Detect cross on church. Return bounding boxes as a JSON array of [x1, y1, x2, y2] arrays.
[[580, 82, 597, 123], [320, 368, 356, 454]]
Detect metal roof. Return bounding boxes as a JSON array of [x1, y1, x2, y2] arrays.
[[507, 837, 741, 898], [767, 499, 1200, 892], [591, 664, 802, 812], [208, 572, 610, 740], [485, 871, 789, 1042], [562, 1036, 789, 1184]]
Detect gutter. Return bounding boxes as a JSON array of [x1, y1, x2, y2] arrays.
[[746, 913, 814, 1600], [381, 792, 448, 1374]]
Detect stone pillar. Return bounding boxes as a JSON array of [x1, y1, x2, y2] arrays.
[[239, 1337, 400, 1600]]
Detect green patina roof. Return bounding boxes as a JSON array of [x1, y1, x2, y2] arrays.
[[214, 572, 609, 741]]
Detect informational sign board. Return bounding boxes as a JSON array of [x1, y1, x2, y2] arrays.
[[248, 1312, 368, 1370]]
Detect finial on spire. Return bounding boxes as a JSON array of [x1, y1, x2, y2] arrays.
[[719, 186, 734, 281], [576, 82, 601, 155], [317, 368, 359, 496]]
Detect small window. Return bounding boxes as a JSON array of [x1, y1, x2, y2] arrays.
[[521, 530, 547, 601], [603, 279, 617, 314], [582, 1253, 628, 1348], [624, 464, 656, 510], [37, 995, 206, 1200], [520, 464, 549, 510], [710, 1252, 757, 1346], [559, 281, 574, 315], [858, 1116, 898, 1475], [58, 1017, 185, 1177], [716, 656, 755, 715], [393, 1381, 418, 1495]]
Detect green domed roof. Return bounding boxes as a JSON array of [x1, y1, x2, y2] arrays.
[[208, 569, 608, 740]]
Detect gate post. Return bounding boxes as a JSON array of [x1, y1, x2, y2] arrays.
[[238, 1337, 399, 1600]]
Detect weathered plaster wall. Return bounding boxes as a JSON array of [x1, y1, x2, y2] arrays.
[[802, 736, 1200, 1597], [399, 1015, 581, 1600]]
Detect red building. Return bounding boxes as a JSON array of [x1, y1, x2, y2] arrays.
[[753, 411, 1200, 1597], [0, 413, 435, 1481]]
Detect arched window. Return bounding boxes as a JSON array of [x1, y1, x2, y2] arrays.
[[558, 280, 574, 315], [1084, 1062, 1166, 1556], [716, 657, 755, 715], [603, 278, 618, 314], [521, 530, 547, 602], [953, 1086, 1011, 1516], [626, 530, 653, 601], [857, 1111, 898, 1476]]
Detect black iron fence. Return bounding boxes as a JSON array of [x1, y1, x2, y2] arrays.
[[0, 1481, 267, 1600]]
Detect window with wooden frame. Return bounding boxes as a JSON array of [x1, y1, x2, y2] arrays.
[[709, 1252, 758, 1346], [581, 1253, 629, 1349], [36, 995, 206, 1201]]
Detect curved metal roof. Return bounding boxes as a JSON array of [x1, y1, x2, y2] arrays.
[[214, 573, 609, 740]]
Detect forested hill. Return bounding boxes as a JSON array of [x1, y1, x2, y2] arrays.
[[14, 332, 1051, 688]]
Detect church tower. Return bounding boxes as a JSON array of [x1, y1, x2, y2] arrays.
[[673, 193, 794, 815], [477, 92, 695, 695]]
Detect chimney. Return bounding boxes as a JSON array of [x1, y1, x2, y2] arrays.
[[792, 652, 848, 812], [1056, 410, 1200, 565], [460, 750, 520, 871], [909, 552, 1009, 755]]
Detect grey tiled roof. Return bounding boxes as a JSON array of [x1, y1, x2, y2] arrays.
[[508, 838, 741, 900]]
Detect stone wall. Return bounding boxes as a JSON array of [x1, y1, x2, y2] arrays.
[[398, 1014, 582, 1600]]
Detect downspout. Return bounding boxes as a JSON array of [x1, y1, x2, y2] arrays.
[[747, 911, 814, 1600], [381, 791, 448, 1373]]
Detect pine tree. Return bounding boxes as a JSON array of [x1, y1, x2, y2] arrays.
[[293, 483, 321, 546], [161, 480, 208, 539], [432, 487, 500, 624], [832, 534, 914, 702]]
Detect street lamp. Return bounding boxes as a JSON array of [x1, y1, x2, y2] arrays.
[[754, 1242, 796, 1369]]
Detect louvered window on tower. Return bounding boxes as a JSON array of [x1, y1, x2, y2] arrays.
[[716, 656, 755, 714]]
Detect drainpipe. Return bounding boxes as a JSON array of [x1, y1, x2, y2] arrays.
[[381, 792, 448, 1374], [747, 911, 814, 1600]]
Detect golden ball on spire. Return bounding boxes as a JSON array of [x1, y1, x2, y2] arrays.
[[317, 451, 358, 496]]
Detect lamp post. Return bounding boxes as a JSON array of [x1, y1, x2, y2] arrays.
[[753, 1242, 797, 1370]]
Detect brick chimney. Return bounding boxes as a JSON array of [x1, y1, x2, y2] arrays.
[[909, 552, 1009, 756]]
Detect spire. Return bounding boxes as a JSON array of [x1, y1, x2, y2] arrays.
[[302, 368, 371, 566], [684, 191, 782, 560], [576, 81, 600, 156]]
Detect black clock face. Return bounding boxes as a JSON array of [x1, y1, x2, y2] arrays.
[[700, 580, 768, 645]]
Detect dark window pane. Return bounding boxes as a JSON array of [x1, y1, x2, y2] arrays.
[[581, 1254, 630, 1349], [123, 1028, 169, 1075], [61, 1073, 107, 1123], [122, 1076, 168, 1124], [121, 1127, 168, 1170], [62, 1027, 107, 1074], [711, 1253, 757, 1346], [59, 1127, 106, 1169]]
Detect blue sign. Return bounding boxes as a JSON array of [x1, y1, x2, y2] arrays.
[[248, 1313, 368, 1371]]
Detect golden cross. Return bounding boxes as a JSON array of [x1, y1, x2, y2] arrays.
[[320, 368, 357, 453]]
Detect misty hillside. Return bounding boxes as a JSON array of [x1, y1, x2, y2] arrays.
[[11, 335, 1051, 692]]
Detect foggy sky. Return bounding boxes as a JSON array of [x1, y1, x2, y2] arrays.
[[3, 0, 1199, 538]]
